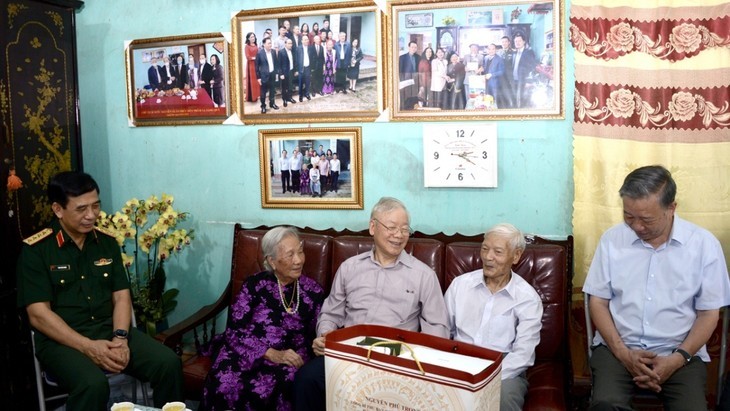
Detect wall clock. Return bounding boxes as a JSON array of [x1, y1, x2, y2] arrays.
[[423, 124, 498, 188]]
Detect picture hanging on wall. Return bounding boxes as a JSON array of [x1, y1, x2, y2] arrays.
[[232, 1, 385, 125], [125, 32, 231, 126], [259, 127, 363, 210], [388, 0, 564, 121]]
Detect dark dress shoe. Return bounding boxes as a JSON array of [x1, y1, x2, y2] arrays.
[[306, 95, 311, 100], [299, 97, 303, 102], [261, 107, 267, 114], [270, 104, 279, 110], [283, 101, 288, 107], [342, 89, 348, 94], [288, 98, 297, 104]]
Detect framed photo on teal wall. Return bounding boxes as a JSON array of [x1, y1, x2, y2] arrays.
[[232, 1, 385, 125], [125, 32, 231, 126], [388, 0, 564, 121], [259, 127, 363, 210]]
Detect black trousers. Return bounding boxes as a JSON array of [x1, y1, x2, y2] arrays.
[[281, 170, 290, 192], [331, 171, 339, 191], [299, 67, 311, 98], [312, 68, 323, 94], [281, 72, 294, 101], [336, 60, 348, 91], [294, 356, 325, 411], [291, 170, 301, 192], [260, 77, 277, 108]]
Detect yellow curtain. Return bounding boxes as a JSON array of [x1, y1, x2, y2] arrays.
[[570, 0, 730, 290]]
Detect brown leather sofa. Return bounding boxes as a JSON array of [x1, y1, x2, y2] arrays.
[[157, 224, 574, 410]]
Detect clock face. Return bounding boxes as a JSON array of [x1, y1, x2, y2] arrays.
[[423, 124, 498, 188]]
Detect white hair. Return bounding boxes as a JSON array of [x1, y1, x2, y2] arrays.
[[484, 223, 525, 251]]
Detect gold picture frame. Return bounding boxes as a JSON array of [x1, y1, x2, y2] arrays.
[[125, 32, 231, 126], [232, 1, 384, 125], [259, 127, 363, 209], [388, 0, 564, 121]]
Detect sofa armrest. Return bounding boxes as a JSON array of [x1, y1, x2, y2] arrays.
[[155, 281, 232, 356]]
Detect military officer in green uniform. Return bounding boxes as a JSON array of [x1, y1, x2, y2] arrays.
[[17, 171, 183, 410]]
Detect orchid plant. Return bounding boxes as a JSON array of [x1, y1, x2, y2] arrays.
[[96, 194, 193, 334]]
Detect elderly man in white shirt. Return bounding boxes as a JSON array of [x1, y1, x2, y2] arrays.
[[445, 223, 542, 411]]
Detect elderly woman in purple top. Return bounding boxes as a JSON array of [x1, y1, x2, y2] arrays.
[[201, 227, 324, 411]]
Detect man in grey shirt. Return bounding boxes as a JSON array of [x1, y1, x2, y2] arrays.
[[294, 196, 449, 410]]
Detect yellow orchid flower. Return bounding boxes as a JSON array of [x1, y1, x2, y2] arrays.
[[94, 193, 193, 325]]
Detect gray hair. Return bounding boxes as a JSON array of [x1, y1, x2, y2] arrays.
[[619, 165, 676, 208], [370, 197, 410, 225], [262, 226, 300, 271], [484, 223, 526, 252]]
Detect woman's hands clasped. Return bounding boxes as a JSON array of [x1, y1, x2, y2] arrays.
[[265, 348, 304, 368]]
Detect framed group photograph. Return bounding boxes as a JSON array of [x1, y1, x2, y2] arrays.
[[232, 1, 384, 125], [125, 33, 231, 126], [388, 0, 564, 121], [258, 127, 363, 210], [405, 13, 434, 28]]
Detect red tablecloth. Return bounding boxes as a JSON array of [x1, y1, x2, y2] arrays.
[[135, 88, 226, 119]]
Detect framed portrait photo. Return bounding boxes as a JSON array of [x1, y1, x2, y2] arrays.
[[125, 33, 231, 126], [405, 13, 434, 28], [232, 1, 385, 125], [259, 127, 363, 210], [388, 0, 564, 121]]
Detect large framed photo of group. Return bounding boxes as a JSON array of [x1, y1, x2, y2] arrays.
[[125, 33, 231, 126], [232, 1, 384, 125], [259, 127, 363, 210], [388, 0, 564, 121]]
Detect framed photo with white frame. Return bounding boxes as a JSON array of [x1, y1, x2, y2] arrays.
[[388, 0, 564, 121]]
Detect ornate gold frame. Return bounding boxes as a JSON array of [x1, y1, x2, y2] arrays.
[[388, 0, 564, 121], [232, 1, 385, 125], [259, 127, 363, 210], [125, 32, 231, 126]]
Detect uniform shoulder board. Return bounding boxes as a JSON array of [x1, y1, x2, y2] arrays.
[[94, 225, 117, 238], [23, 228, 53, 246]]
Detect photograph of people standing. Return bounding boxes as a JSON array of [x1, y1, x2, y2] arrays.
[[334, 32, 351, 94]]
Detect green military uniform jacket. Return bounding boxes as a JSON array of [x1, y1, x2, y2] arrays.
[[16, 219, 130, 352]]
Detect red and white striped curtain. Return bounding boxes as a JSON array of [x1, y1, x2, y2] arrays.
[[570, 0, 730, 287]]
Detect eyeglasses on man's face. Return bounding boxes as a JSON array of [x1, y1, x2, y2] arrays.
[[373, 218, 412, 236]]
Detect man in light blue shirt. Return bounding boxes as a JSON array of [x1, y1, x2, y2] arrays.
[[583, 165, 730, 410], [445, 223, 542, 411]]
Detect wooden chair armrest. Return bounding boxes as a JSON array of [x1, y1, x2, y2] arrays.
[[154, 281, 232, 353]]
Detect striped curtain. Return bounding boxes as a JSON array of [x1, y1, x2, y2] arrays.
[[570, 0, 730, 290]]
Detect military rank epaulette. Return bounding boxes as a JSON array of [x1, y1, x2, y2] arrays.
[[23, 228, 53, 245], [94, 225, 117, 238]]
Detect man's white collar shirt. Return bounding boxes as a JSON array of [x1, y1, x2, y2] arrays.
[[445, 269, 542, 379]]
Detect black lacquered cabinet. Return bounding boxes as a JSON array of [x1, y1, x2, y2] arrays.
[[0, 1, 83, 409]]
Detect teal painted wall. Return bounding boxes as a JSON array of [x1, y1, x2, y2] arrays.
[[75, 0, 574, 325]]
